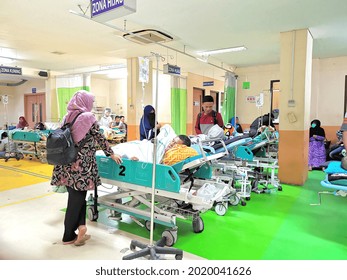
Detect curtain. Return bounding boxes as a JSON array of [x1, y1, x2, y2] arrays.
[[171, 76, 187, 134], [56, 74, 90, 120], [222, 72, 236, 124]]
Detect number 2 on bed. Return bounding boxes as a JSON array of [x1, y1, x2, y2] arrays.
[[119, 165, 126, 176]]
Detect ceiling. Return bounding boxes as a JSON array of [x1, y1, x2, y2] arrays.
[[1, 0, 347, 81]]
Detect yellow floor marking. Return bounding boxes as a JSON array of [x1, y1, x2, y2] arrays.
[[0, 192, 55, 208], [0, 159, 53, 191]]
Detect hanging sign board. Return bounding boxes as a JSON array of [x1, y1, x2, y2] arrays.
[[256, 93, 264, 108], [2, 95, 8, 105], [90, 0, 137, 22], [163, 64, 181, 75], [203, 81, 214, 87], [0, 66, 22, 75], [138, 56, 149, 83]]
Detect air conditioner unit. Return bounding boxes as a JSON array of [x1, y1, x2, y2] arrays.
[[123, 29, 173, 45]]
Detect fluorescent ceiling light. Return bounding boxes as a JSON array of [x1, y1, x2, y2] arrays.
[[196, 55, 208, 63], [0, 56, 15, 64], [197, 46, 247, 56]]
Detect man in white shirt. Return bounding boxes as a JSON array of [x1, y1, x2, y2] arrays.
[[99, 108, 112, 128]]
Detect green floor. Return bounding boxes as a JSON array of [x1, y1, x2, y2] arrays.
[[99, 170, 347, 260]]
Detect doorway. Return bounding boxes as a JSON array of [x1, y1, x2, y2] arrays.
[[210, 90, 220, 112], [193, 87, 205, 131], [270, 80, 280, 123], [24, 93, 46, 128]]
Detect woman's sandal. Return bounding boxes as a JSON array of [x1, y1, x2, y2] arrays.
[[74, 234, 91, 246]]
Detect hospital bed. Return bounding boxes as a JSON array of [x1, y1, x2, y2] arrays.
[[90, 140, 232, 246], [209, 129, 282, 198], [10, 129, 51, 162], [226, 129, 281, 193], [193, 135, 253, 205], [100, 126, 126, 143], [311, 161, 347, 205]]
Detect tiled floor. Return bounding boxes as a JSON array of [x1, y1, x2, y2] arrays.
[[0, 181, 204, 260]]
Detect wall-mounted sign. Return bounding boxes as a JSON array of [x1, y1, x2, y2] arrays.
[[246, 96, 256, 103], [163, 64, 181, 75], [203, 81, 214, 87], [243, 81, 250, 89], [91, 0, 137, 22], [193, 101, 200, 106], [0, 66, 22, 75], [32, 88, 37, 94]]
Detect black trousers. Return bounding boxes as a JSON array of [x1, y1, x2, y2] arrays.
[[62, 187, 87, 242]]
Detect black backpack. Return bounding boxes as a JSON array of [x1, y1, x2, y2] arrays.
[[198, 110, 218, 130], [46, 113, 87, 165]]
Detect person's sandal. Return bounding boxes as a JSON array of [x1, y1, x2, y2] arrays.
[[74, 234, 91, 246]]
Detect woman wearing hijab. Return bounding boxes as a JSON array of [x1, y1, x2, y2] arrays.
[[139, 105, 161, 140], [308, 119, 326, 170], [51, 90, 122, 246], [16, 116, 29, 129], [230, 116, 243, 133]]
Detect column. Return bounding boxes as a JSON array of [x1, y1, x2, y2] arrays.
[[126, 57, 153, 141], [278, 29, 313, 185]]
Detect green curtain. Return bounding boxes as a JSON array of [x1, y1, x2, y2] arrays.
[[57, 86, 89, 119], [171, 87, 187, 134], [222, 72, 236, 124]]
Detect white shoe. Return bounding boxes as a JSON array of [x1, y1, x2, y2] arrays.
[[336, 190, 347, 197]]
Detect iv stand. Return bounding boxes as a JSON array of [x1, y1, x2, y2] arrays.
[[122, 53, 183, 260]]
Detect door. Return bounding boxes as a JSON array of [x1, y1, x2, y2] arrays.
[[270, 80, 280, 123], [193, 88, 204, 132], [210, 90, 220, 112], [24, 93, 46, 128]]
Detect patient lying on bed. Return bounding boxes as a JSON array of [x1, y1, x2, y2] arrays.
[[109, 124, 198, 165]]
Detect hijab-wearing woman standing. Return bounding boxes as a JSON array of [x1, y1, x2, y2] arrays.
[[139, 105, 160, 140], [51, 90, 122, 246], [308, 119, 326, 170]]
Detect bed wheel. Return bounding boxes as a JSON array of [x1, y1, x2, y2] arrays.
[[215, 202, 227, 216], [245, 197, 251, 201], [175, 254, 183, 260], [87, 206, 98, 221], [192, 216, 204, 233], [162, 229, 177, 247], [278, 185, 283, 191], [241, 201, 247, 206], [229, 195, 240, 206], [145, 220, 156, 231]]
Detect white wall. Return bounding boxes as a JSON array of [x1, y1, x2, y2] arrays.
[[311, 56, 347, 125], [110, 78, 127, 117], [153, 70, 171, 124], [235, 64, 280, 126], [235, 57, 347, 127], [0, 79, 45, 127]]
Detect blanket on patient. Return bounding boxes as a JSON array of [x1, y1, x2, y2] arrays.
[[100, 124, 177, 163]]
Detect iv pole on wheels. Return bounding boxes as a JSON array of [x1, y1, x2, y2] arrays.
[[122, 53, 183, 260]]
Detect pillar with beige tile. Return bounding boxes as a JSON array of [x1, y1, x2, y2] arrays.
[[278, 29, 313, 185]]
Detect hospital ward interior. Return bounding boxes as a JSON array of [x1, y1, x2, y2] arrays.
[[1, 0, 347, 261]]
